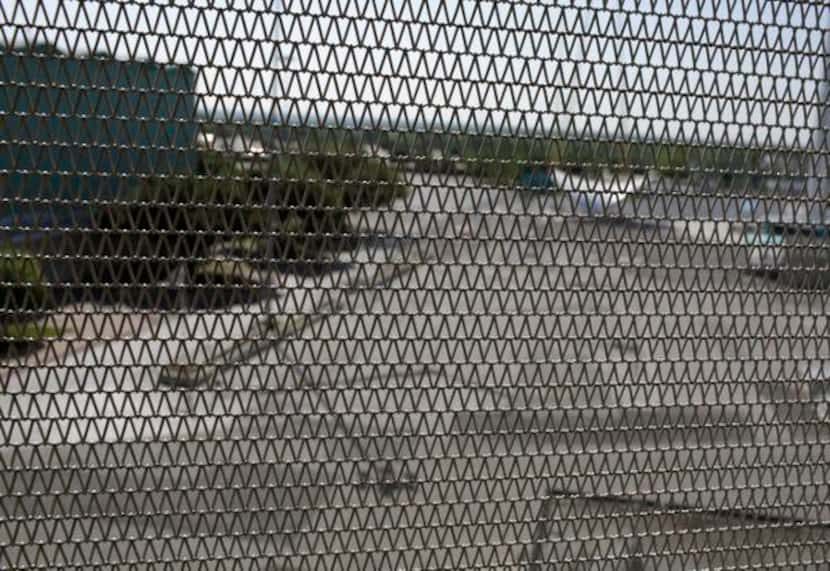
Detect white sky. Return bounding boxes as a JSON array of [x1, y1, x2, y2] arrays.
[[1, 1, 827, 147]]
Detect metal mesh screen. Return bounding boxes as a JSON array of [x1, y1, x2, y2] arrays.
[[3, 1, 830, 568]]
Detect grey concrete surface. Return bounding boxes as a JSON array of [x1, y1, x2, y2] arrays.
[[3, 175, 830, 569]]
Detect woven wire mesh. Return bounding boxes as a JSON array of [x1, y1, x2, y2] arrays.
[[3, 1, 830, 569]]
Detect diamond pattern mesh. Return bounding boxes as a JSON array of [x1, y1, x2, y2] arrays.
[[2, 1, 830, 569]]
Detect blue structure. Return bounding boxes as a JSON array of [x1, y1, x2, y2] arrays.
[[518, 167, 554, 191], [1, 48, 196, 233]]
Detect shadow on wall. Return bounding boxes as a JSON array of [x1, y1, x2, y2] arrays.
[[0, 43, 197, 240]]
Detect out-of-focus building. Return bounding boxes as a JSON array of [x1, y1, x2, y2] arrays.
[[1, 45, 197, 237]]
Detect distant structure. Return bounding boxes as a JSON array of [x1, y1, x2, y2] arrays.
[[0, 46, 196, 234], [811, 27, 830, 201], [794, 24, 830, 227]]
